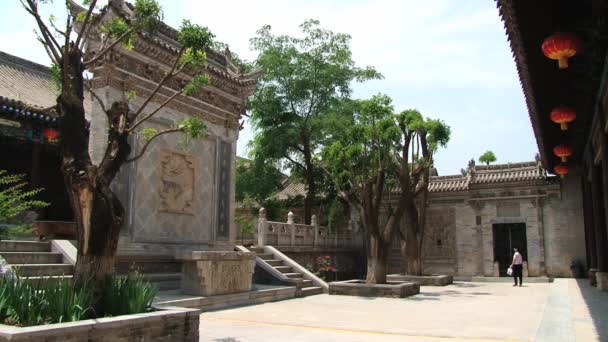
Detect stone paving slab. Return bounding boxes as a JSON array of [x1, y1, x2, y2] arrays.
[[200, 282, 548, 341], [199, 280, 608, 342]]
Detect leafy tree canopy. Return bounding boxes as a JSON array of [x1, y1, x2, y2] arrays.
[[479, 150, 497, 165], [235, 158, 284, 203]]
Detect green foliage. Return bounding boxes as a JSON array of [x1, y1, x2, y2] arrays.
[[133, 0, 163, 32], [49, 63, 62, 90], [101, 17, 135, 49], [183, 74, 209, 97], [126, 89, 137, 100], [327, 197, 348, 231], [248, 20, 382, 212], [102, 273, 157, 317], [321, 94, 451, 203], [0, 276, 94, 327], [0, 170, 48, 234], [178, 20, 215, 54], [479, 150, 497, 165], [177, 117, 207, 146], [140, 127, 158, 141], [236, 158, 283, 202], [179, 48, 207, 69]]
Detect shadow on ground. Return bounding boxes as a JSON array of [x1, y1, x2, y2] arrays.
[[576, 279, 608, 341]]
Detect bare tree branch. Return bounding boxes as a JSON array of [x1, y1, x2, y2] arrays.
[[129, 88, 183, 132], [84, 82, 107, 113], [129, 47, 186, 121], [83, 28, 135, 66], [126, 128, 183, 162], [22, 0, 63, 63], [75, 0, 99, 50]]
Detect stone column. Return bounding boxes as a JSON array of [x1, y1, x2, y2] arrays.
[[535, 197, 547, 276], [257, 208, 267, 247], [592, 164, 608, 290], [288, 211, 295, 246], [582, 172, 597, 280]]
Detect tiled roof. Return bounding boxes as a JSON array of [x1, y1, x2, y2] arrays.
[[269, 161, 554, 199], [473, 161, 545, 184], [273, 179, 307, 200], [428, 175, 468, 193], [0, 52, 57, 109]]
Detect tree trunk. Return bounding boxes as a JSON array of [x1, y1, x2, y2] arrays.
[[366, 233, 389, 284], [58, 48, 130, 314], [402, 199, 422, 275], [303, 143, 315, 225]]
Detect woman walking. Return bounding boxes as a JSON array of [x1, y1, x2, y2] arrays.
[[511, 248, 523, 287]]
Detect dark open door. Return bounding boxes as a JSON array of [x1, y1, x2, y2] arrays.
[[492, 223, 527, 276]]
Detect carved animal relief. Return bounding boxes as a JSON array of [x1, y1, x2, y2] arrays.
[[159, 149, 195, 215]]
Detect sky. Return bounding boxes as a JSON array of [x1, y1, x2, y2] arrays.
[[0, 0, 538, 175]]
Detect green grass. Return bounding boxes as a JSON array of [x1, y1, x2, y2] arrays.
[[103, 273, 157, 317]]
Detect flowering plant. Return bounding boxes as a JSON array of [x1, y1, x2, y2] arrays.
[[317, 255, 337, 273]]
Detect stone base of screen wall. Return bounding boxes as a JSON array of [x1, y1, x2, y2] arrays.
[[386, 274, 453, 286], [177, 251, 256, 296], [328, 280, 420, 298], [0, 306, 199, 342]]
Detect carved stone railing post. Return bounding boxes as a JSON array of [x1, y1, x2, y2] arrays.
[[257, 208, 267, 247], [311, 214, 319, 247], [287, 211, 295, 246]]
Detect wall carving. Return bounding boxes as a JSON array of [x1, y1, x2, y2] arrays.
[[159, 149, 195, 215]]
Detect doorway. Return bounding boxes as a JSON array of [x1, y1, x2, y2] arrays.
[[492, 223, 527, 276]]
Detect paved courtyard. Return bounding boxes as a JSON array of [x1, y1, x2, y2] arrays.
[[200, 279, 608, 342]]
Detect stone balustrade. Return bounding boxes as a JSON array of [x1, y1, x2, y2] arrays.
[[256, 208, 363, 249]]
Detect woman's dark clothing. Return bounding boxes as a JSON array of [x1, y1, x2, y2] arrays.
[[512, 264, 523, 286]]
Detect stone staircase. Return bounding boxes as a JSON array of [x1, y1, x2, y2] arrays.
[[248, 246, 323, 296], [0, 240, 73, 285]]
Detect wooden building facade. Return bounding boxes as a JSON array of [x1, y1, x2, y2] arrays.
[[497, 0, 608, 289]]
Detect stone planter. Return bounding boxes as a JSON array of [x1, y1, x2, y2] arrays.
[[328, 280, 419, 298], [177, 251, 256, 296], [387, 274, 453, 286], [0, 306, 199, 342]]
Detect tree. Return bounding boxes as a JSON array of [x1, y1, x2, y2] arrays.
[[322, 95, 450, 283], [22, 0, 214, 310], [0, 170, 48, 238], [235, 158, 284, 203], [249, 19, 382, 224], [479, 150, 497, 165]]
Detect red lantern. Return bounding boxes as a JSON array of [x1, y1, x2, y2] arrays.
[[550, 105, 576, 131], [542, 32, 581, 69], [42, 128, 58, 141], [553, 144, 573, 162], [554, 164, 569, 179]]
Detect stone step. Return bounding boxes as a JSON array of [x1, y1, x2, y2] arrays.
[[1, 252, 62, 264], [258, 253, 274, 260], [11, 264, 73, 277], [265, 259, 283, 267], [301, 279, 314, 288], [249, 247, 264, 254], [0, 240, 50, 252], [301, 286, 323, 296], [22, 275, 73, 287], [145, 273, 181, 291], [274, 266, 293, 273], [284, 272, 303, 279]]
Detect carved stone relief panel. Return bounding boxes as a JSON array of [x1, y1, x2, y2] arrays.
[[159, 149, 195, 215], [422, 208, 456, 261]]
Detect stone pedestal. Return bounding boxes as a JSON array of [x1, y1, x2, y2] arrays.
[[596, 271, 608, 291], [176, 251, 256, 296]]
